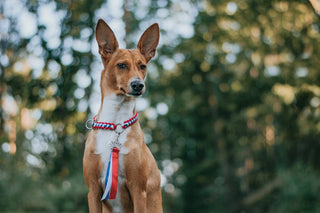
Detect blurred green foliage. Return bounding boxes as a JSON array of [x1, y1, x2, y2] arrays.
[[1, 0, 320, 212]]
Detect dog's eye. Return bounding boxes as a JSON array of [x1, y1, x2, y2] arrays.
[[117, 63, 128, 70], [139, 64, 146, 70]]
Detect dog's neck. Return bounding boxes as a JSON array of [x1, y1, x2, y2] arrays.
[[97, 94, 136, 123]]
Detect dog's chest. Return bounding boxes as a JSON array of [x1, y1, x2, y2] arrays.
[[94, 94, 135, 212], [96, 129, 129, 211]]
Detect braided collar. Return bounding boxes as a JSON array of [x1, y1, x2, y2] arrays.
[[92, 112, 138, 130]]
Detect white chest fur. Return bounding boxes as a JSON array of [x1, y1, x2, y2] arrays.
[[95, 94, 136, 212]]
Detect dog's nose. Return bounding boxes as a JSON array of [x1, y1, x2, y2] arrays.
[[130, 80, 144, 93]]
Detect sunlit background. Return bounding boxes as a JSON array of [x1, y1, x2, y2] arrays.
[[1, 0, 320, 212]]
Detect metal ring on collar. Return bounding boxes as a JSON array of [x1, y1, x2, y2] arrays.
[[85, 119, 93, 130], [115, 123, 125, 134]]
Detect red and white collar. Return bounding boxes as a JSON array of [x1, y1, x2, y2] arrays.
[[91, 112, 138, 130]]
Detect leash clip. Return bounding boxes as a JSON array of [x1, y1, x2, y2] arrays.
[[110, 140, 122, 149], [109, 124, 125, 149], [85, 119, 93, 130]]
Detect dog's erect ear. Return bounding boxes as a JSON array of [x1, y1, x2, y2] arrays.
[[96, 19, 119, 58], [137, 23, 159, 62]]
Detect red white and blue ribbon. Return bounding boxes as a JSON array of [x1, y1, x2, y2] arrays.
[[101, 147, 119, 200]]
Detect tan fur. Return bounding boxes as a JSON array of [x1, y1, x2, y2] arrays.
[[83, 19, 162, 213]]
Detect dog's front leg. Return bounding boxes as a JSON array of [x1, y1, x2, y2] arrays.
[[130, 184, 147, 213], [125, 167, 148, 212], [87, 185, 103, 213]]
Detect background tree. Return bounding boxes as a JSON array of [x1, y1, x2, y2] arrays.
[[150, 1, 320, 212]]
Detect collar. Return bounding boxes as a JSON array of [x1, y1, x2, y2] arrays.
[[91, 112, 138, 131]]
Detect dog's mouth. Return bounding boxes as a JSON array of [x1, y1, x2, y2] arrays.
[[120, 88, 127, 95], [129, 91, 143, 97], [120, 88, 143, 97]]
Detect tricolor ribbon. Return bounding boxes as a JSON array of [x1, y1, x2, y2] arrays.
[[101, 147, 119, 200]]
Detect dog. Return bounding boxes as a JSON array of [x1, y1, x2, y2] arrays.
[[83, 19, 163, 213]]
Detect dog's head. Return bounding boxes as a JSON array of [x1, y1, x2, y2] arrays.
[[95, 19, 159, 98]]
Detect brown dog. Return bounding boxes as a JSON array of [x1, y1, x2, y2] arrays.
[[83, 19, 163, 213]]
